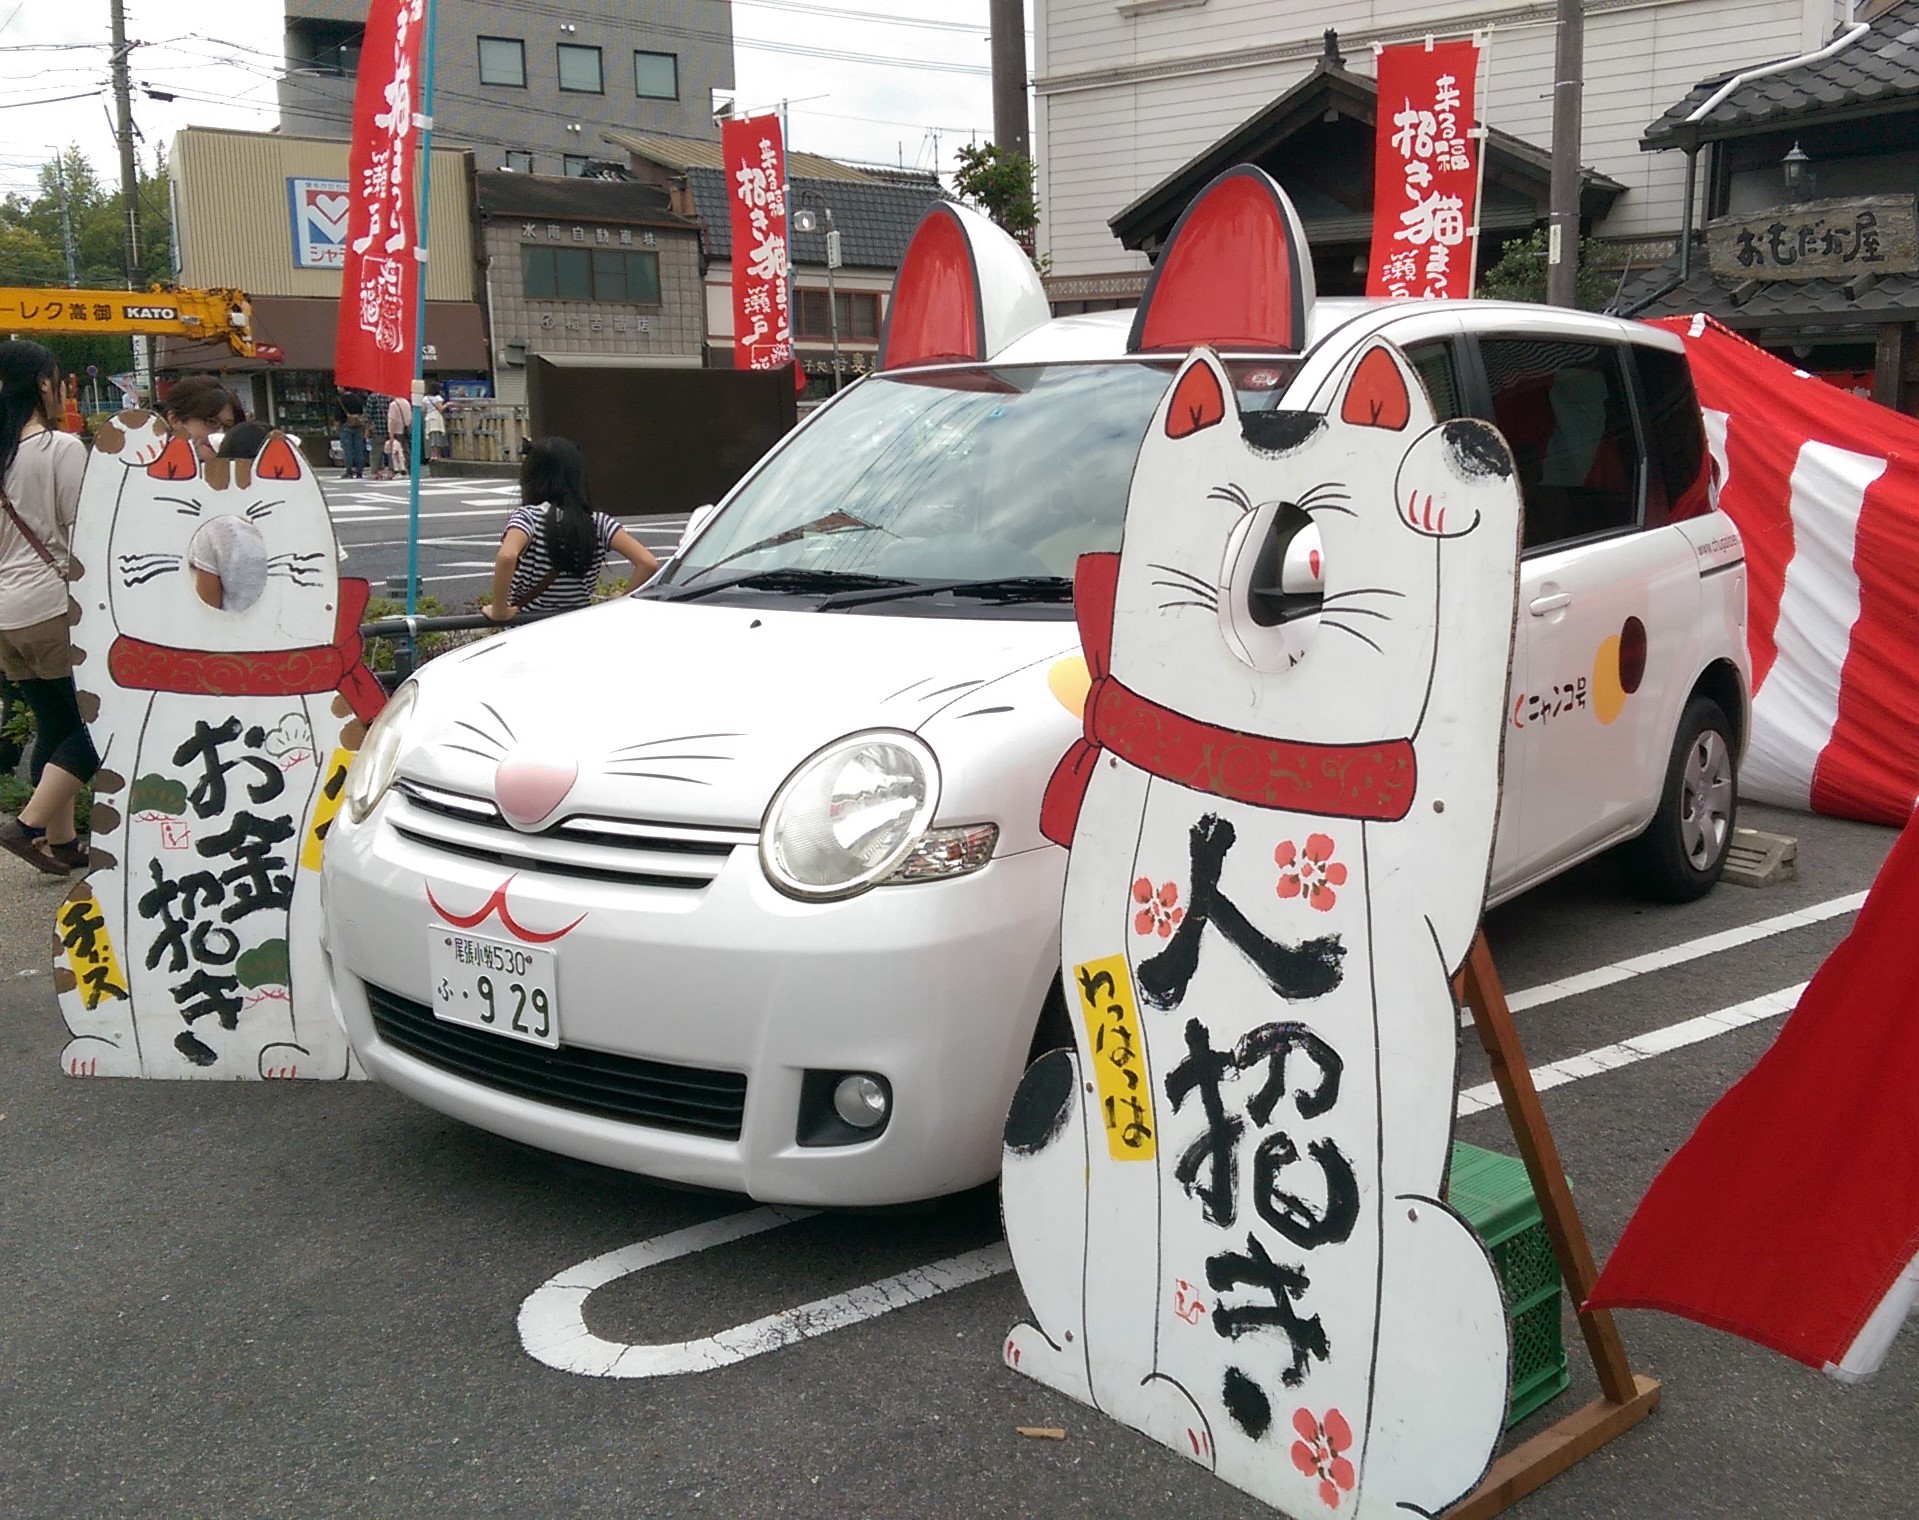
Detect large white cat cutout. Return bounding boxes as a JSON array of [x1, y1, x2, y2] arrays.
[[55, 412, 386, 1080], [1001, 169, 1524, 1518]]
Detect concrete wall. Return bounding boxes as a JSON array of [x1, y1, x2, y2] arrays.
[[169, 127, 474, 301], [1035, 0, 1830, 278], [485, 218, 704, 405], [278, 0, 735, 174]]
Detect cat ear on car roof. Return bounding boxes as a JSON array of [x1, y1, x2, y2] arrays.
[[1126, 166, 1317, 358], [877, 202, 1051, 372]]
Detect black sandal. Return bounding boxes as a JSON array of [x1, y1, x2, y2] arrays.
[[0, 818, 71, 875]]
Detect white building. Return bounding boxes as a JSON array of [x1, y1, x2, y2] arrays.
[[1034, 0, 1860, 304]]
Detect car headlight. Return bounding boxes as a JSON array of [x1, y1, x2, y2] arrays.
[[761, 731, 941, 901], [343, 679, 418, 824]]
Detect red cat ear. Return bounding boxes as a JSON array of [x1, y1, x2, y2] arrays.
[[1165, 357, 1227, 439], [257, 434, 303, 480], [1340, 346, 1413, 431], [145, 434, 199, 481], [879, 203, 1049, 371], [1128, 166, 1314, 356]]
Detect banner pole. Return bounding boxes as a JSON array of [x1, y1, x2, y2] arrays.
[[405, 0, 439, 619]]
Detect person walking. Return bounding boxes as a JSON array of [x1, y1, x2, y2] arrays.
[[422, 386, 449, 462], [386, 393, 413, 478], [0, 341, 97, 873], [335, 387, 369, 479], [486, 437, 658, 621]]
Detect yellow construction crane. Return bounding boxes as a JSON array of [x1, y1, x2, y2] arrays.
[[0, 284, 255, 356]]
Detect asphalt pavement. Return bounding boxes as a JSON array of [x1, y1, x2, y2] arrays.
[[1, 801, 1912, 1519], [323, 474, 690, 607]]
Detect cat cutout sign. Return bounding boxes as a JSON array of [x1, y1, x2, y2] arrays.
[[55, 412, 386, 1080], [1002, 168, 1526, 1518]]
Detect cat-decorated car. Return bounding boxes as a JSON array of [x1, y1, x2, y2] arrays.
[[319, 179, 1747, 1207], [56, 413, 385, 1080]]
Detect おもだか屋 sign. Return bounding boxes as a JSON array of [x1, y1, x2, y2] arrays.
[[1705, 195, 1918, 281]]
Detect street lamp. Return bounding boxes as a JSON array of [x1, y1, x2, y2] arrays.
[[1781, 142, 1813, 204], [793, 199, 844, 394]]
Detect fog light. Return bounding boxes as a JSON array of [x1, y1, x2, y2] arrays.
[[833, 1074, 890, 1129]]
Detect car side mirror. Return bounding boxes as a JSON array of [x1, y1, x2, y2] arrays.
[[678, 503, 717, 555]]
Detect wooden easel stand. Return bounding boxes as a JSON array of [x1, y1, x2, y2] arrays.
[[1442, 932, 1662, 1520]]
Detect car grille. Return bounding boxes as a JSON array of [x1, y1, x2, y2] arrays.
[[389, 778, 755, 889], [366, 983, 749, 1140]]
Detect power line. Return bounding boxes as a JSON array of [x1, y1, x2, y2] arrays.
[[734, 0, 996, 34]]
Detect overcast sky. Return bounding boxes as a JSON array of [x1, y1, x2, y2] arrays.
[[0, 0, 1008, 200]]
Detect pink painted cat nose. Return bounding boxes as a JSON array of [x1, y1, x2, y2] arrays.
[[494, 753, 577, 829]]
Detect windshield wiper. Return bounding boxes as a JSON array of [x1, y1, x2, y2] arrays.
[[645, 568, 916, 604], [817, 575, 1076, 610]]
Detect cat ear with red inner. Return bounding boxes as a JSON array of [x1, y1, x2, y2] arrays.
[[144, 434, 199, 482], [256, 434, 304, 481], [1165, 358, 1227, 439]]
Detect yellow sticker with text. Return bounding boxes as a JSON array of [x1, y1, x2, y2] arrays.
[[58, 887, 128, 1010], [1073, 953, 1156, 1161], [301, 748, 354, 872]]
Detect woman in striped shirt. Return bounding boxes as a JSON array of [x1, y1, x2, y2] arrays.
[[486, 437, 659, 621]]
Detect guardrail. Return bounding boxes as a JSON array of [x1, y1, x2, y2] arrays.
[[361, 607, 573, 682]]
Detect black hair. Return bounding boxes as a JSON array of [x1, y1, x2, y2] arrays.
[[218, 421, 274, 459], [164, 374, 242, 426], [519, 437, 596, 576], [0, 340, 58, 486]]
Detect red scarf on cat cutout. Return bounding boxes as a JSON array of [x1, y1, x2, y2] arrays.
[[1039, 553, 1416, 847], [107, 576, 388, 725]]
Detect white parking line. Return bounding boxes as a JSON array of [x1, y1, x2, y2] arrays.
[[518, 1205, 1012, 1378], [1456, 980, 1807, 1118]]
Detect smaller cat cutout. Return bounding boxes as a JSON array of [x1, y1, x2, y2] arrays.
[[55, 411, 385, 1080], [1001, 168, 1525, 1519]]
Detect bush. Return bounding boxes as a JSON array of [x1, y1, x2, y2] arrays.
[[0, 699, 92, 832], [359, 591, 500, 674]]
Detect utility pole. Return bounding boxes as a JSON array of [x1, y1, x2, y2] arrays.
[[990, 0, 1029, 159], [109, 0, 149, 395], [1546, 0, 1584, 307], [53, 154, 78, 287]]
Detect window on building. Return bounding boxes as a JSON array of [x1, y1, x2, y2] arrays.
[[504, 149, 534, 174], [794, 289, 882, 342], [557, 43, 603, 93], [563, 155, 590, 177], [523, 246, 662, 304], [1477, 337, 1643, 551], [635, 50, 679, 99], [477, 36, 526, 88]]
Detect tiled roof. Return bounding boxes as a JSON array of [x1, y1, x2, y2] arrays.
[[1644, 1, 1919, 147], [684, 165, 949, 269], [1615, 257, 1919, 322], [601, 128, 874, 184]]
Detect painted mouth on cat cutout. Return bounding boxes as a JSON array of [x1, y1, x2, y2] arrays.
[[494, 753, 578, 829]]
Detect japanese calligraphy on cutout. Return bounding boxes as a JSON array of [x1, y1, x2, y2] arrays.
[[1366, 39, 1482, 300], [722, 114, 792, 372], [1003, 167, 1524, 1517], [56, 412, 386, 1080], [335, 0, 427, 396]]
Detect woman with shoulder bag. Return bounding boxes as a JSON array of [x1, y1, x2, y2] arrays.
[[0, 341, 97, 873]]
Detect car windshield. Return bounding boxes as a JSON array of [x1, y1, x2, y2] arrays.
[[652, 362, 1186, 612]]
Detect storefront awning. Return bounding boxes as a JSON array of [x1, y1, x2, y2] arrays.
[[158, 297, 488, 374]]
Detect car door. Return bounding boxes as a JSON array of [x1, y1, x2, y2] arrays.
[[1469, 331, 1701, 885]]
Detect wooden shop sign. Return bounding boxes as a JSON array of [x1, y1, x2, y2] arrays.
[[1706, 194, 1918, 281]]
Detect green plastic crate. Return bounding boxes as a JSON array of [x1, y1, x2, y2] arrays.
[[1446, 1140, 1572, 1427]]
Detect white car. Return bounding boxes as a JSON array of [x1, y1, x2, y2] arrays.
[[321, 294, 1747, 1207]]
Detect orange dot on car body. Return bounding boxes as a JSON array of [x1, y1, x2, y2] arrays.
[[1048, 656, 1092, 717], [1593, 616, 1649, 725]]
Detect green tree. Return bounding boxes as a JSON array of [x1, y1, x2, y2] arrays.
[[953, 142, 1039, 246], [1475, 228, 1617, 312]]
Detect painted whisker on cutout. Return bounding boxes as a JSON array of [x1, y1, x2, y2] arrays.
[[1207, 482, 1255, 513], [1318, 618, 1385, 654], [153, 495, 202, 518]]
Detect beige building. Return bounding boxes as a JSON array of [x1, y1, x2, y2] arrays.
[[472, 172, 706, 407], [166, 126, 488, 440], [1035, 0, 1860, 299]]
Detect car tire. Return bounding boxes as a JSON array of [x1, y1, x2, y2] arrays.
[[1623, 696, 1738, 902], [1026, 977, 1073, 1065]]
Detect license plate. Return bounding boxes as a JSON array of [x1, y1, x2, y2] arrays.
[[428, 929, 560, 1049]]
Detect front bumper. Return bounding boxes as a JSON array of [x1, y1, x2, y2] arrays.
[[321, 791, 1062, 1206]]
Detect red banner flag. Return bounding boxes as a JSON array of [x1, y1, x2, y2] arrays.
[[335, 0, 427, 396], [722, 115, 793, 372], [1366, 40, 1482, 300]]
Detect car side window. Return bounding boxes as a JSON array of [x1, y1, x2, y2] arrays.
[[1403, 341, 1464, 421], [1635, 345, 1712, 527], [1476, 338, 1643, 552]]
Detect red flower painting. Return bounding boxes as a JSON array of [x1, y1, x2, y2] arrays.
[[1131, 877, 1185, 937], [1290, 1406, 1357, 1508], [1275, 833, 1348, 912]]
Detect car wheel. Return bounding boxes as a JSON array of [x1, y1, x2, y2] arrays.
[[1026, 977, 1073, 1065], [1623, 696, 1737, 902]]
